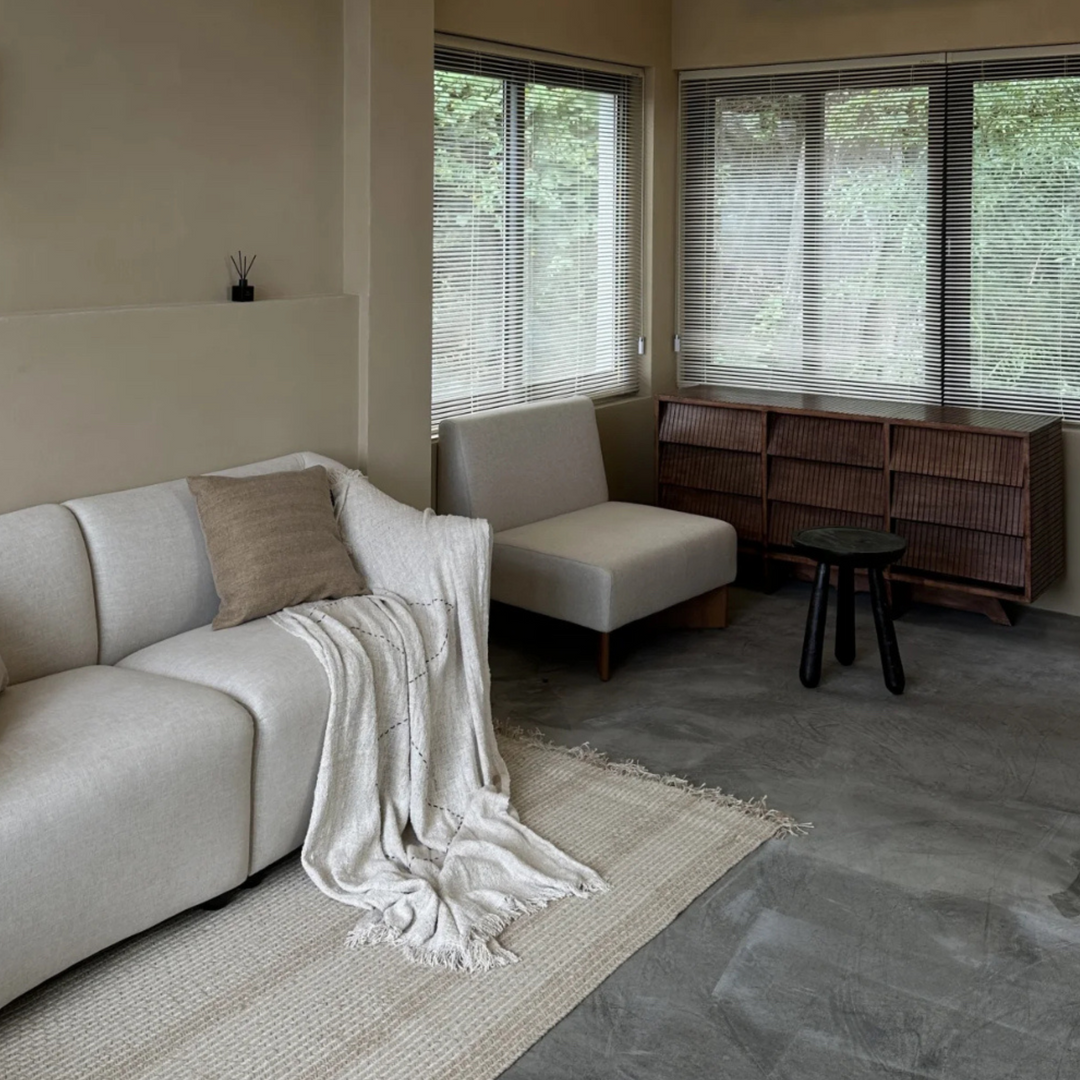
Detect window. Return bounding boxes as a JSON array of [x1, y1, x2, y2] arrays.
[[944, 54, 1080, 416], [679, 49, 1080, 420], [434, 42, 644, 432], [679, 60, 945, 403]]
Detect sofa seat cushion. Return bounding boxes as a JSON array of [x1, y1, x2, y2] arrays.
[[493, 501, 738, 633], [119, 618, 331, 874], [0, 666, 252, 1010]]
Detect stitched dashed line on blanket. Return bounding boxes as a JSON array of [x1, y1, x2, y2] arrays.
[[340, 625, 452, 682], [426, 800, 464, 824], [377, 717, 408, 740], [407, 852, 442, 866], [406, 629, 451, 685], [312, 603, 456, 682], [406, 598, 455, 612], [349, 627, 408, 658]]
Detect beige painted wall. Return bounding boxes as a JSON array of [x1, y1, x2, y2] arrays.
[[0, 0, 343, 313], [673, 0, 1080, 69], [435, 0, 676, 505], [365, 0, 436, 510], [342, 0, 435, 510], [0, 1, 356, 520], [437, 0, 672, 67], [0, 296, 359, 512]]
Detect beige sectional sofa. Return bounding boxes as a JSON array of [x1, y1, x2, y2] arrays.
[[0, 452, 342, 1011]]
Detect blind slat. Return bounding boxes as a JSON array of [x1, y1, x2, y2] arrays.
[[434, 46, 644, 432]]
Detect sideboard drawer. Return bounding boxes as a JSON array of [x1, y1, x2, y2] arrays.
[[893, 520, 1025, 589], [768, 414, 884, 468], [892, 473, 1024, 536], [659, 443, 761, 497], [768, 503, 884, 549], [658, 401, 760, 453], [891, 428, 1024, 487], [768, 459, 884, 516]]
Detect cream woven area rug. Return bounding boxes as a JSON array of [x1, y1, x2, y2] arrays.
[[0, 731, 796, 1080]]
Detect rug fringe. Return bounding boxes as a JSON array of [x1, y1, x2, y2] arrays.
[[494, 719, 812, 838]]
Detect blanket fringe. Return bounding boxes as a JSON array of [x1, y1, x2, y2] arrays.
[[494, 719, 811, 839], [346, 876, 609, 973]]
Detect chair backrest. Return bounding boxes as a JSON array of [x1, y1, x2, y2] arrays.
[[65, 451, 343, 666], [0, 505, 98, 685], [437, 397, 609, 534]]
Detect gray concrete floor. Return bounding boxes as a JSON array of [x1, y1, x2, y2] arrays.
[[491, 584, 1080, 1080]]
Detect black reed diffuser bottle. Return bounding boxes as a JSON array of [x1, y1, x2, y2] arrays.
[[230, 251, 256, 302]]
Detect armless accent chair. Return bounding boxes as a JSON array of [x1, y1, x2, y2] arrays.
[[437, 397, 738, 679]]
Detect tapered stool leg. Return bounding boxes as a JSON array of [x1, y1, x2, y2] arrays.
[[835, 564, 856, 666], [868, 569, 905, 695], [800, 561, 831, 688]]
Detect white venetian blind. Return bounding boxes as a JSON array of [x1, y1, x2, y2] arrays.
[[433, 42, 644, 432], [943, 52, 1080, 419], [679, 60, 945, 403]]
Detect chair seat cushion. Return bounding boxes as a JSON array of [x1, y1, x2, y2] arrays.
[[493, 501, 738, 633], [0, 666, 253, 1010], [118, 617, 331, 873]]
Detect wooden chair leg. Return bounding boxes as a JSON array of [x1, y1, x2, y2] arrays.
[[648, 586, 729, 630], [598, 631, 611, 682], [710, 585, 729, 630]]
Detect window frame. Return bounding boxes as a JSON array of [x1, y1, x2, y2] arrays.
[[433, 43, 645, 432]]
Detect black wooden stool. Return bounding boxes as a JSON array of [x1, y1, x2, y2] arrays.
[[793, 527, 908, 695]]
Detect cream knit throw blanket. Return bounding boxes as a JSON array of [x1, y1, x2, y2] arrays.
[[271, 470, 606, 972]]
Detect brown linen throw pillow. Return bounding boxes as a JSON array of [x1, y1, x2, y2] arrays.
[[188, 466, 364, 630]]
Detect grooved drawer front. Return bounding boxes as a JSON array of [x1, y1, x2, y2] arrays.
[[768, 414, 884, 467], [659, 485, 764, 544], [769, 459, 884, 515], [658, 402, 760, 452], [892, 473, 1024, 536], [890, 427, 1024, 486], [659, 443, 761, 496], [894, 520, 1025, 588], [768, 503, 884, 548]]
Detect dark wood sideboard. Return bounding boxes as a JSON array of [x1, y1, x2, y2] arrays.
[[656, 386, 1066, 624]]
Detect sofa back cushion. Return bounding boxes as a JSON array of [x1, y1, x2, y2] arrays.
[[65, 452, 343, 665], [0, 505, 98, 684], [437, 396, 609, 533]]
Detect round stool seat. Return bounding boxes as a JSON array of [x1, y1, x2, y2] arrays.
[[793, 527, 907, 570]]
